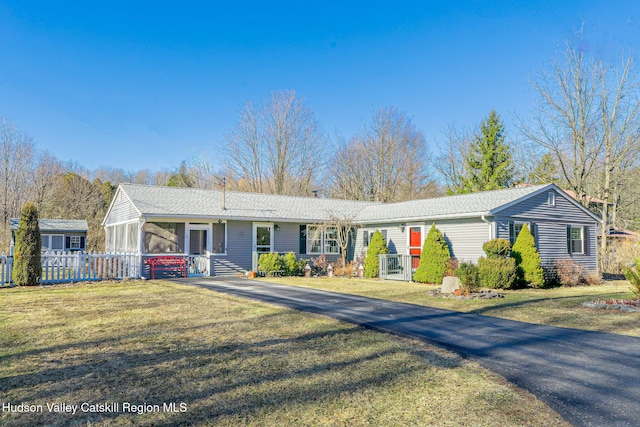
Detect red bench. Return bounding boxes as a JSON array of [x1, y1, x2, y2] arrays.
[[148, 256, 187, 279]]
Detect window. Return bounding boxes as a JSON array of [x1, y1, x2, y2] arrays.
[[324, 227, 339, 254], [509, 222, 535, 246], [307, 225, 323, 254], [143, 222, 185, 254], [69, 236, 81, 249], [567, 226, 585, 255], [547, 191, 556, 206], [42, 234, 65, 252]]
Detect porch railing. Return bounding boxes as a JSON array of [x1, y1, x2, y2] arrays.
[[379, 254, 414, 282], [186, 255, 209, 276]]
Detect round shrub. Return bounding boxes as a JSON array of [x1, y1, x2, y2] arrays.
[[280, 251, 305, 276], [257, 252, 282, 276], [478, 257, 517, 289], [482, 238, 511, 259], [455, 262, 479, 291], [413, 224, 451, 284], [364, 230, 389, 278]]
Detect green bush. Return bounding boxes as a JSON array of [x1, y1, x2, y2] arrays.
[[482, 238, 511, 259], [12, 202, 42, 286], [364, 230, 389, 278], [455, 262, 479, 291], [622, 259, 640, 297], [478, 257, 518, 289], [257, 252, 282, 276], [510, 223, 545, 288], [280, 251, 306, 276], [413, 224, 451, 284]]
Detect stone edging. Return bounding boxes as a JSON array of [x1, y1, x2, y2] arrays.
[[581, 302, 640, 313]]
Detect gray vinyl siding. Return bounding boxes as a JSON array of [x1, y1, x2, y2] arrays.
[[353, 223, 406, 260], [436, 218, 491, 263], [496, 218, 598, 273], [217, 220, 252, 273], [274, 223, 302, 256], [497, 189, 596, 223], [494, 189, 599, 273], [353, 219, 490, 263], [105, 190, 139, 225]]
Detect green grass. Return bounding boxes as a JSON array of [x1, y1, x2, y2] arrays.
[[0, 281, 567, 426], [259, 277, 640, 337]]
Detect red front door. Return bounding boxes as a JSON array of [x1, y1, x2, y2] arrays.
[[409, 227, 421, 268]]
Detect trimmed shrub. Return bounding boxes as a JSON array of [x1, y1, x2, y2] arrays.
[[478, 257, 517, 289], [455, 262, 479, 292], [364, 230, 389, 278], [623, 259, 640, 297], [510, 223, 545, 288], [413, 224, 451, 284], [280, 252, 305, 276], [482, 238, 511, 259], [257, 252, 282, 276], [12, 202, 42, 286]]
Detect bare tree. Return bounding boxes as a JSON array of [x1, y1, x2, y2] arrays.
[[434, 123, 472, 193], [0, 118, 37, 250], [523, 42, 603, 206], [223, 90, 325, 196], [330, 107, 436, 202], [597, 56, 640, 248]]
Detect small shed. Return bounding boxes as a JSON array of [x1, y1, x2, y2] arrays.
[[10, 218, 89, 254]]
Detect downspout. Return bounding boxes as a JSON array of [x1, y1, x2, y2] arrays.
[[481, 215, 493, 240]]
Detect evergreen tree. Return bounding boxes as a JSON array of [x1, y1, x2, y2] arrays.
[[167, 161, 194, 187], [510, 223, 545, 288], [364, 230, 388, 278], [12, 202, 42, 286], [459, 110, 513, 193], [413, 224, 450, 284]]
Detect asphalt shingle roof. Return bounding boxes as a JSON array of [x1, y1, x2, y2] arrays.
[[118, 183, 553, 223], [120, 184, 378, 222], [355, 184, 550, 222], [9, 218, 89, 232]]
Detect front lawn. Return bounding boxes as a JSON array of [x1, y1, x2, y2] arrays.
[[259, 277, 640, 337], [0, 281, 567, 426]]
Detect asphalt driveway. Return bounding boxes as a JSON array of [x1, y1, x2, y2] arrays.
[[176, 277, 640, 427]]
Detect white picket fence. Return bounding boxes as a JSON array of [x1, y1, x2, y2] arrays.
[[1, 251, 140, 286]]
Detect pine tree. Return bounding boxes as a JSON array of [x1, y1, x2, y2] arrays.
[[413, 224, 450, 284], [459, 110, 513, 193], [510, 223, 545, 288], [364, 230, 389, 278], [12, 202, 42, 286]]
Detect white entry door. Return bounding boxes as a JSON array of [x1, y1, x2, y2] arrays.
[[253, 223, 274, 253]]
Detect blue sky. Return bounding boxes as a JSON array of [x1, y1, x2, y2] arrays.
[[1, 1, 639, 173]]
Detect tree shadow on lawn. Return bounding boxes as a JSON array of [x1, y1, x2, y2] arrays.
[[1, 311, 461, 427]]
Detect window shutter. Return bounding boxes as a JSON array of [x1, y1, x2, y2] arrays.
[[65, 236, 71, 250], [583, 226, 589, 255], [363, 230, 369, 246], [509, 222, 515, 245], [80, 236, 86, 249], [566, 225, 572, 254], [530, 222, 536, 241], [299, 225, 306, 255]]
